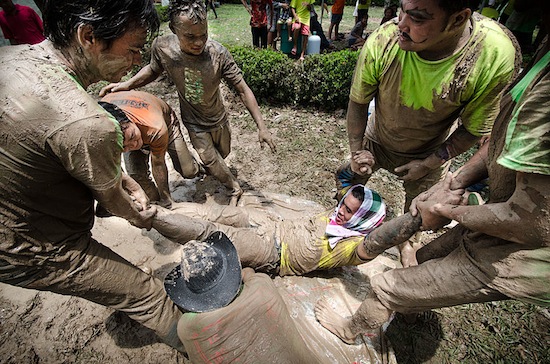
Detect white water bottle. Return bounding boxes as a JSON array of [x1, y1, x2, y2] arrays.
[[307, 31, 321, 55]]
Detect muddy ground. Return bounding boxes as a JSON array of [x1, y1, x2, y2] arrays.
[[0, 76, 548, 364]]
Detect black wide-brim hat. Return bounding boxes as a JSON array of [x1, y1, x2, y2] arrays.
[[164, 231, 242, 313]]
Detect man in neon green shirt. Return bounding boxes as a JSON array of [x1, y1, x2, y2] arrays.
[[290, 0, 314, 60], [338, 0, 520, 266]]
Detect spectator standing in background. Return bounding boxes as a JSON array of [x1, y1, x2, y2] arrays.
[[328, 0, 345, 41], [0, 0, 45, 45], [242, 0, 274, 48]]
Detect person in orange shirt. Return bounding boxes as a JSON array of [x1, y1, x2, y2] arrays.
[[100, 90, 202, 208], [328, 0, 345, 41]]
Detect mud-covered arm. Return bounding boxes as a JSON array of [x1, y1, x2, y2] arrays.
[[347, 99, 370, 174], [95, 175, 157, 229], [151, 152, 173, 208], [99, 65, 161, 96], [427, 172, 550, 246], [234, 79, 277, 152], [395, 124, 481, 182], [357, 213, 422, 260]]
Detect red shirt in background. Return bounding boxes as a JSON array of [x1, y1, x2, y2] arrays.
[[0, 4, 45, 45]]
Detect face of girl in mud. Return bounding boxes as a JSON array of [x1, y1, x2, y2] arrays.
[[397, 0, 463, 57], [335, 194, 362, 225], [121, 122, 143, 152], [171, 14, 208, 56]]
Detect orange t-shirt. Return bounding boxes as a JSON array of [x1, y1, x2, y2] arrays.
[[331, 0, 345, 15], [101, 90, 171, 155]]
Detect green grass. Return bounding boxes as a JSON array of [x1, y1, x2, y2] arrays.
[[206, 3, 385, 46]]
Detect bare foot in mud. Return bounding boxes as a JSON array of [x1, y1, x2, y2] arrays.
[[314, 297, 358, 344], [399, 241, 418, 268]]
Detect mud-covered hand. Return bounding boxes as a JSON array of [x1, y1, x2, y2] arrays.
[[98, 81, 130, 97], [121, 173, 150, 211], [129, 205, 157, 230], [394, 159, 435, 182], [410, 172, 464, 216], [258, 129, 277, 153], [415, 200, 451, 231], [351, 150, 375, 175]]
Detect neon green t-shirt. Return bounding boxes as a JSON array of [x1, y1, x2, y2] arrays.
[[350, 14, 518, 157], [497, 50, 550, 175], [290, 0, 314, 26]]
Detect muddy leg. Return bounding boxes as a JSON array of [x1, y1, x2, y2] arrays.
[[153, 208, 279, 272], [315, 293, 391, 344]]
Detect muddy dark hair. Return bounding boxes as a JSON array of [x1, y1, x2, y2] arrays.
[[168, 0, 207, 25], [437, 0, 480, 14], [43, 0, 160, 49], [351, 186, 365, 203], [98, 101, 131, 130]]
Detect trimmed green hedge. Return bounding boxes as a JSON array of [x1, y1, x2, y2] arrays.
[[229, 46, 359, 111]]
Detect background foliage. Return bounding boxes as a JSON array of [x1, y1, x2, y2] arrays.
[[230, 46, 359, 110]]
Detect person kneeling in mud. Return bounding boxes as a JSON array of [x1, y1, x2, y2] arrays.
[[152, 183, 424, 276], [164, 232, 324, 363]]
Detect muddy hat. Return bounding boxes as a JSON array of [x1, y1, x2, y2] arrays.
[[164, 231, 242, 313]]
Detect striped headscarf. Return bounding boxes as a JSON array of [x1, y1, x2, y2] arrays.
[[326, 184, 386, 248]]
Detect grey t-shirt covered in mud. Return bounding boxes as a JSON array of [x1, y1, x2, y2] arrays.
[[150, 36, 244, 132], [0, 41, 123, 264]]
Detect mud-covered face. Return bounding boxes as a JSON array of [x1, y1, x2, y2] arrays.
[[94, 27, 147, 82], [171, 14, 208, 56], [335, 193, 362, 225], [397, 0, 456, 56], [121, 122, 143, 152]]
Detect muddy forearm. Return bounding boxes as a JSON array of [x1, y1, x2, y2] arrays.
[[346, 99, 369, 153], [151, 153, 171, 202], [449, 140, 490, 190], [436, 172, 550, 246], [358, 213, 422, 259]]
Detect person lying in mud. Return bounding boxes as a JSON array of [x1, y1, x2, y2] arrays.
[[165, 232, 324, 363], [314, 4, 550, 342], [151, 183, 429, 276]]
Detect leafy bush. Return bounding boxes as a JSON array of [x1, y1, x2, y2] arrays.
[[229, 46, 359, 111], [154, 4, 170, 23]]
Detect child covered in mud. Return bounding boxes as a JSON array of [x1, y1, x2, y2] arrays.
[[100, 0, 276, 206]]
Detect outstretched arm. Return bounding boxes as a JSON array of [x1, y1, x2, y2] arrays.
[[99, 65, 161, 96], [234, 79, 277, 152], [357, 213, 422, 260], [395, 124, 481, 182], [423, 172, 550, 246]]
